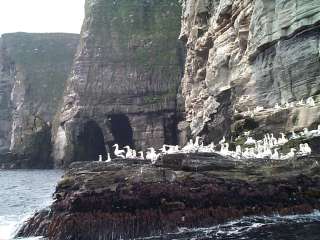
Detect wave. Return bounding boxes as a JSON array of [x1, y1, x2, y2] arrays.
[[138, 210, 320, 240]]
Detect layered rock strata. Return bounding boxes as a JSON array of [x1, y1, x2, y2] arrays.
[[18, 150, 320, 240], [179, 0, 320, 142], [0, 33, 79, 168], [53, 0, 183, 167]]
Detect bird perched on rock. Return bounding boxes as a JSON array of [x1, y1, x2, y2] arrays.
[[290, 130, 299, 140], [146, 148, 160, 164], [219, 136, 226, 145], [113, 144, 125, 159], [281, 148, 296, 160], [98, 155, 103, 162], [124, 146, 133, 158], [271, 149, 279, 160], [296, 99, 306, 107], [106, 153, 112, 162], [277, 133, 288, 145], [138, 151, 145, 160], [306, 97, 315, 107], [245, 137, 256, 145]]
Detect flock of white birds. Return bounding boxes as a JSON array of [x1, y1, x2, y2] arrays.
[[98, 97, 319, 163]]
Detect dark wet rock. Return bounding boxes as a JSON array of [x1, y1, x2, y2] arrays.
[[0, 33, 79, 169], [17, 153, 320, 240], [52, 0, 183, 167]]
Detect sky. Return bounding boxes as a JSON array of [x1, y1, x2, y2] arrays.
[[0, 0, 86, 36]]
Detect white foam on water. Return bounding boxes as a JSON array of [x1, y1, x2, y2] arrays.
[[0, 216, 17, 240]]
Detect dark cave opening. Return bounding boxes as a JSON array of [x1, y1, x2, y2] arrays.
[[76, 120, 107, 162], [109, 114, 134, 149]]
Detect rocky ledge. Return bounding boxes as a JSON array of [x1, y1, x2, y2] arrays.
[[17, 153, 320, 240]]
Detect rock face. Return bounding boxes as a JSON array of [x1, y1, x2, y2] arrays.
[[17, 153, 320, 240], [53, 0, 183, 167], [179, 0, 320, 142], [0, 33, 79, 168]]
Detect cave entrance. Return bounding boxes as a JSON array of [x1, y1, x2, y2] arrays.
[[109, 114, 134, 149], [76, 120, 107, 162]]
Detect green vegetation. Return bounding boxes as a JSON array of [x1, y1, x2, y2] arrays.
[[1, 33, 79, 119], [87, 0, 182, 92]]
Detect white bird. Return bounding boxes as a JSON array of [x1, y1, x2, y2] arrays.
[[98, 154, 103, 162], [220, 143, 230, 156], [138, 151, 145, 160], [235, 145, 242, 159], [245, 137, 256, 145], [296, 99, 306, 107], [303, 143, 312, 155], [219, 136, 226, 145], [290, 130, 299, 140], [254, 106, 264, 113], [106, 153, 112, 162], [199, 142, 215, 153], [274, 103, 281, 110], [167, 145, 180, 154], [124, 146, 133, 158], [146, 148, 160, 164], [113, 144, 125, 159], [309, 125, 320, 137], [301, 128, 312, 138], [277, 133, 288, 145], [306, 97, 315, 107], [194, 136, 202, 148], [132, 150, 137, 158], [244, 131, 251, 137], [281, 148, 296, 160], [271, 149, 279, 160], [182, 140, 196, 153], [159, 145, 168, 154]]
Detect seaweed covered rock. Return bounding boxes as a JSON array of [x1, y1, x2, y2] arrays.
[[17, 153, 320, 240]]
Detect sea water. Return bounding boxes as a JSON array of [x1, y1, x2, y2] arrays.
[[0, 170, 62, 240], [1, 170, 320, 240]]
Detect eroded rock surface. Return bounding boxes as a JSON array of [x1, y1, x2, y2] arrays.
[[53, 0, 183, 167], [0, 33, 79, 168], [179, 0, 320, 142], [17, 153, 320, 240]]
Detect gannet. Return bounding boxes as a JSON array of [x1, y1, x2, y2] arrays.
[[219, 136, 226, 145], [303, 143, 312, 155], [277, 133, 288, 145], [271, 149, 279, 160], [274, 103, 281, 110], [98, 154, 103, 162], [194, 136, 201, 148], [281, 148, 296, 160], [306, 97, 315, 107], [113, 144, 125, 159], [236, 145, 242, 155], [245, 137, 256, 145], [244, 131, 251, 137], [301, 128, 312, 138], [106, 153, 112, 162], [132, 150, 137, 158], [182, 139, 196, 153], [124, 146, 133, 158], [138, 151, 145, 160], [296, 99, 306, 107], [254, 106, 264, 113], [146, 148, 160, 164], [290, 130, 299, 140]]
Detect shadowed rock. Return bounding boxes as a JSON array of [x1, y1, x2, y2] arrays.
[[17, 153, 320, 240]]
